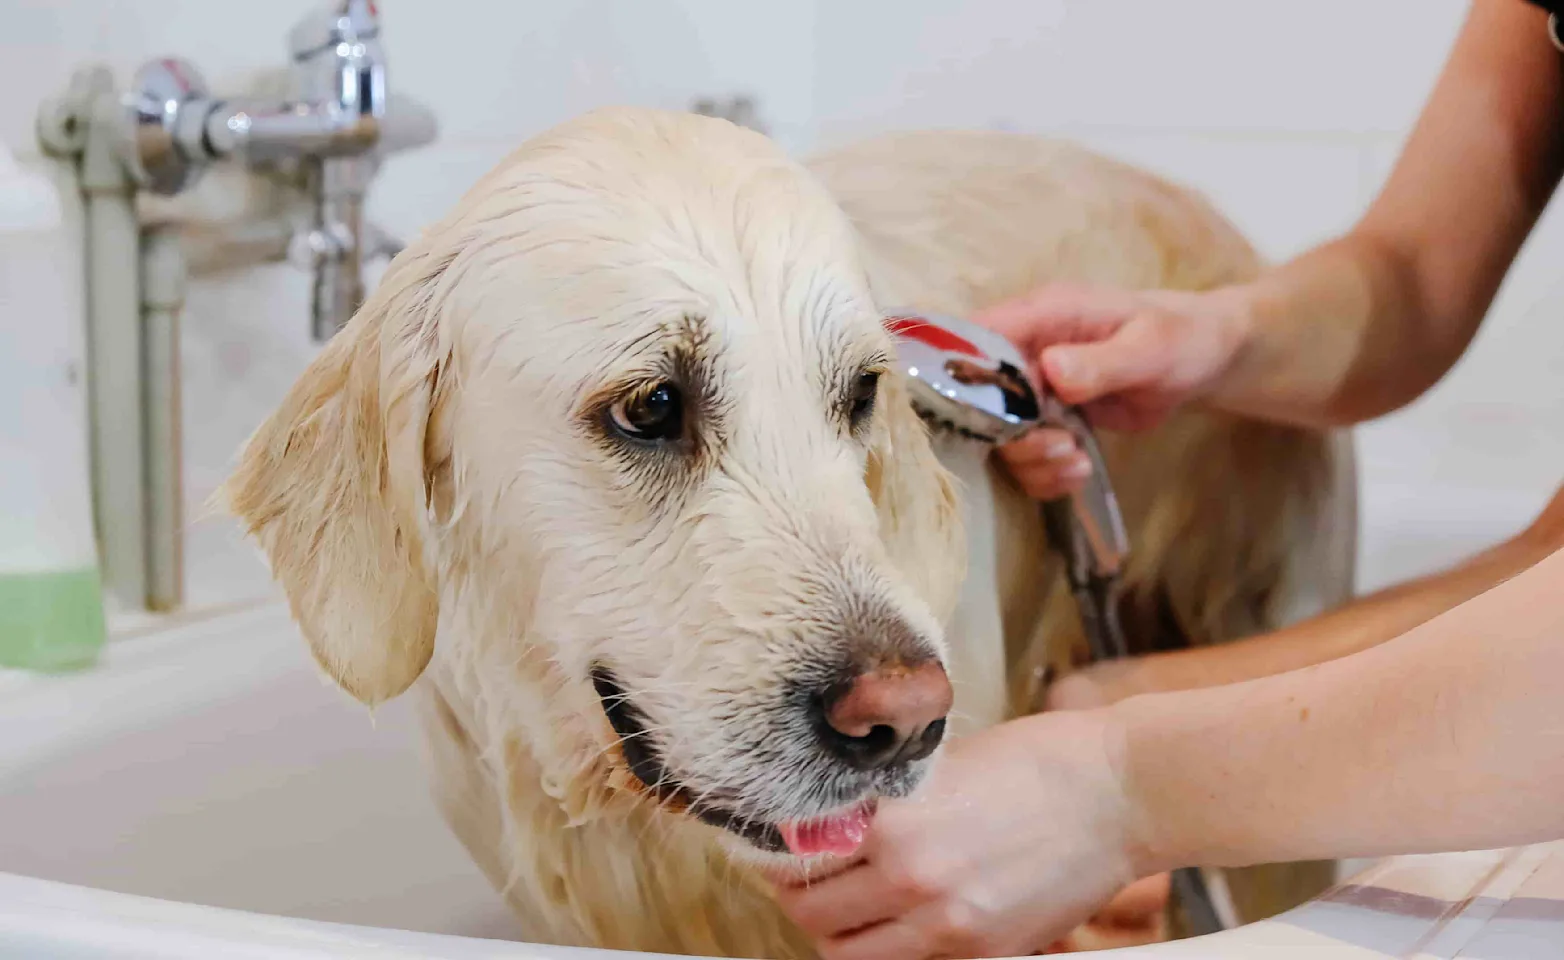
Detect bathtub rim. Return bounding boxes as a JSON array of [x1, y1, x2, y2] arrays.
[[4, 842, 1562, 959]]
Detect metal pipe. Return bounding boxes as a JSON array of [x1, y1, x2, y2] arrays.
[[1172, 866, 1241, 935], [40, 2, 436, 612], [308, 157, 368, 341], [80, 88, 147, 611], [199, 103, 379, 164], [141, 228, 186, 612]]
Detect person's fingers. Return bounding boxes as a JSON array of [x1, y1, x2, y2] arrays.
[[975, 285, 1141, 354], [773, 865, 907, 940], [998, 427, 1078, 466], [1038, 876, 1170, 953], [821, 908, 1005, 960], [1092, 873, 1171, 928], [819, 920, 936, 960], [1053, 918, 1167, 953], [1038, 300, 1182, 403], [1039, 312, 1173, 405], [997, 446, 1092, 501]]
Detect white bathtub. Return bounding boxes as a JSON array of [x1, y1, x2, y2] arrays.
[[2, 600, 1561, 959]]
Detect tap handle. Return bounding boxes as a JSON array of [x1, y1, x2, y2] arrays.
[[378, 93, 439, 157], [289, 0, 381, 62], [118, 58, 215, 195]]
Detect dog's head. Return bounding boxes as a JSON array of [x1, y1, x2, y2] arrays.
[[225, 108, 964, 864]]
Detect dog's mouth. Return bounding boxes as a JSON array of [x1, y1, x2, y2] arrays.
[[591, 666, 876, 858]]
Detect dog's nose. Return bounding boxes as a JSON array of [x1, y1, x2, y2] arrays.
[[815, 661, 953, 771]]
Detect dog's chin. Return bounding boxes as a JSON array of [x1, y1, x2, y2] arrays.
[[591, 665, 922, 861]]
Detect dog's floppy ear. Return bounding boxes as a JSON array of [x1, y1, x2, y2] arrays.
[[865, 371, 966, 622], [223, 251, 450, 705]]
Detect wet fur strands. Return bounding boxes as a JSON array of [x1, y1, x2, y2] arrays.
[[226, 108, 1355, 958]]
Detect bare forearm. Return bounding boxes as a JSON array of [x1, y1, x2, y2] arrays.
[[1208, 0, 1564, 428], [1211, 234, 1423, 427], [1102, 532, 1545, 699], [1117, 545, 1564, 874]]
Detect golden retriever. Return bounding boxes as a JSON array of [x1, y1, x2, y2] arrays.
[[225, 107, 1355, 957]]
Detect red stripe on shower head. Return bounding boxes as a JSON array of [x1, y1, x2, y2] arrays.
[[885, 315, 985, 358]]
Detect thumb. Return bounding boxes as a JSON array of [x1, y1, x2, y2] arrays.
[[1040, 320, 1167, 405], [976, 285, 1140, 354]]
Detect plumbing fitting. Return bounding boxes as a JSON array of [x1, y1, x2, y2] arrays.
[[118, 0, 435, 339], [36, 0, 436, 614]]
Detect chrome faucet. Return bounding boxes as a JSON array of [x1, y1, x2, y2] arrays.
[[120, 0, 434, 339], [37, 0, 436, 614]]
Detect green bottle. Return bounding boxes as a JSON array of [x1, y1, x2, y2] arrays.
[[0, 148, 108, 670], [0, 569, 107, 671]]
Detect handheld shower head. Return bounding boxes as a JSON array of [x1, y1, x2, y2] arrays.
[[886, 313, 1038, 444], [887, 310, 1128, 582]]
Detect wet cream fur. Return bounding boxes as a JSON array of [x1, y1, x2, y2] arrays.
[[226, 108, 1355, 958]]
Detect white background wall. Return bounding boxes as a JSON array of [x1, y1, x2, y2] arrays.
[[5, 0, 1562, 608]]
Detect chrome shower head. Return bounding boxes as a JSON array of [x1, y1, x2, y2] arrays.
[[886, 309, 1129, 581], [886, 312, 1040, 443]]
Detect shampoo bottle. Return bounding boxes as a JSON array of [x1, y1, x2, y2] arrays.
[[0, 144, 107, 670]]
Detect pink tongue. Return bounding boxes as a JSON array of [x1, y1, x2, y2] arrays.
[[779, 805, 873, 858]]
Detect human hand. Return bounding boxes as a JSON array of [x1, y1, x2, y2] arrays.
[[1040, 873, 1171, 953], [1037, 664, 1173, 950], [975, 284, 1252, 500], [772, 711, 1143, 960]]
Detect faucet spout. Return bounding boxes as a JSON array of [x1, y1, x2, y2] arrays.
[[116, 0, 434, 341]]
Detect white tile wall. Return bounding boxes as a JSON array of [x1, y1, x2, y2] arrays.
[[4, 0, 1559, 605], [810, 0, 1466, 143]]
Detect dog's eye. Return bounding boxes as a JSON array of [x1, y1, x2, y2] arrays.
[[609, 382, 685, 442], [847, 371, 880, 429]]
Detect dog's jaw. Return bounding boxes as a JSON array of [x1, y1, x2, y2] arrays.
[[590, 664, 929, 861], [592, 665, 791, 852]]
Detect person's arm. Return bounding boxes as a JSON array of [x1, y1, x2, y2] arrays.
[[773, 545, 1564, 960], [985, 0, 1564, 500], [1124, 541, 1564, 874], [1218, 0, 1564, 427], [1051, 483, 1564, 707]]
